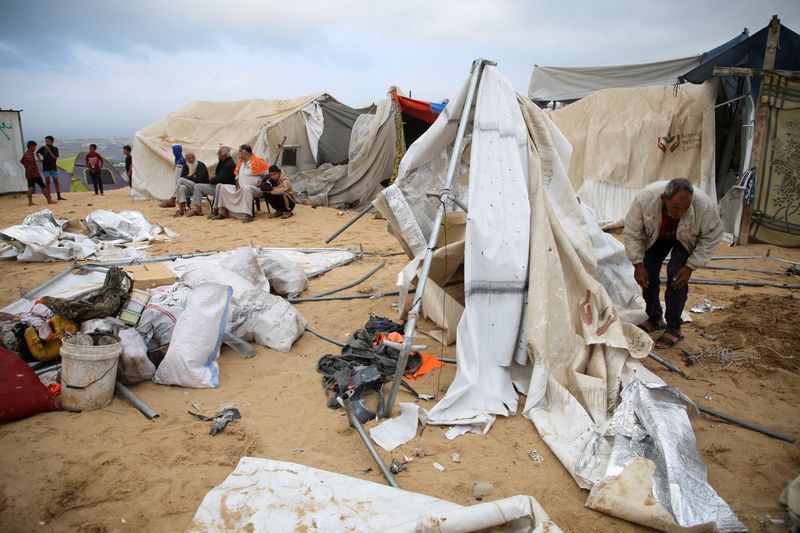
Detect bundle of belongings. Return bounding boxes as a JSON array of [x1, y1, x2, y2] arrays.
[[0, 209, 174, 262], [316, 315, 444, 423], [0, 246, 311, 424]]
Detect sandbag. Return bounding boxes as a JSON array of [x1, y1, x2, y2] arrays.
[[118, 327, 155, 385], [0, 347, 59, 422], [229, 289, 306, 352], [220, 247, 269, 292], [136, 283, 191, 351], [153, 283, 232, 388], [180, 263, 258, 298], [257, 252, 308, 298]]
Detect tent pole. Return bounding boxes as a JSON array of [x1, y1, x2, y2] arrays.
[[381, 58, 492, 418], [324, 204, 374, 244]]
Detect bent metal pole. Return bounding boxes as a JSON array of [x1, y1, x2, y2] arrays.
[[382, 58, 493, 418]]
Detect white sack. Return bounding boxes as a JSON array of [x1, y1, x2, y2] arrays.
[[117, 327, 155, 385], [179, 263, 257, 299], [220, 247, 269, 292], [257, 251, 308, 298], [136, 283, 191, 351], [228, 289, 305, 352], [153, 282, 232, 388]]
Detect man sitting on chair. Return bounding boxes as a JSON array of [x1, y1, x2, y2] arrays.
[[261, 165, 296, 219], [174, 152, 209, 216], [210, 144, 268, 223]]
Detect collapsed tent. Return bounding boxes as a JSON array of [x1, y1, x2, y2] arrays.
[[374, 60, 742, 531], [0, 109, 27, 194]]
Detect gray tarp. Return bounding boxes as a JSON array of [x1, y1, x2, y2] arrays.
[[529, 56, 702, 102], [317, 98, 376, 165]]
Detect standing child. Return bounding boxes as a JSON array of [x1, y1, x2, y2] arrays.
[[36, 135, 65, 200], [123, 145, 132, 188], [20, 141, 56, 206], [85, 144, 104, 195]]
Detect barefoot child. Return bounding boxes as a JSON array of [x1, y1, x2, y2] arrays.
[[86, 144, 104, 195], [20, 141, 56, 206]]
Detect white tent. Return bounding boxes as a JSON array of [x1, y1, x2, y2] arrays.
[[375, 61, 743, 532], [528, 56, 702, 103], [131, 94, 397, 208], [0, 109, 27, 194]]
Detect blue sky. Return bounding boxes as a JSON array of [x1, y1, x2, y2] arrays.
[[1, 0, 798, 139]]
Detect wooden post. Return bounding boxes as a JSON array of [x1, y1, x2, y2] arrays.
[[738, 15, 781, 245]]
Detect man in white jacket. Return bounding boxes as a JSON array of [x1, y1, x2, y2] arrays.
[[623, 179, 723, 349]]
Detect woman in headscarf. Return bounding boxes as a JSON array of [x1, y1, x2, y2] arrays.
[[210, 144, 269, 223], [159, 144, 187, 208]]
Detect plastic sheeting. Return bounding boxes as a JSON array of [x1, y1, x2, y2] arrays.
[[84, 210, 174, 243], [190, 457, 560, 532], [583, 379, 745, 531], [0, 209, 96, 262]]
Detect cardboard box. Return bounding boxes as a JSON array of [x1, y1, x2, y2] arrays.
[[124, 263, 176, 290]]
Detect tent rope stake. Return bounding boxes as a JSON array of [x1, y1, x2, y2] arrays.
[[381, 58, 494, 419]]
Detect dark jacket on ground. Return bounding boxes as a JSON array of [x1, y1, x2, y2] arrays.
[[209, 157, 236, 186], [181, 161, 209, 184]]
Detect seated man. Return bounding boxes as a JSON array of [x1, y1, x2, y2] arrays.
[[210, 144, 269, 223], [261, 165, 296, 219], [188, 146, 236, 217], [623, 178, 722, 349], [174, 152, 209, 216]]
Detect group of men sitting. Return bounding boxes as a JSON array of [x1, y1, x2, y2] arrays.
[[159, 144, 295, 223]]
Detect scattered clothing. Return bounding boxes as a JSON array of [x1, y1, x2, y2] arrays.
[[365, 315, 405, 338]]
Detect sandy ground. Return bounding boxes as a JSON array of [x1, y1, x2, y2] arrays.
[[0, 188, 798, 532]]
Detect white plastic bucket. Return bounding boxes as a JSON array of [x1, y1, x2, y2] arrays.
[[59, 337, 122, 412]]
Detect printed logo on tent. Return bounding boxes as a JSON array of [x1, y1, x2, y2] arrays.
[[657, 133, 681, 153]]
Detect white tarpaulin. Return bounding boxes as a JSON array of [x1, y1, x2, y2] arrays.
[[549, 81, 717, 225], [528, 56, 702, 103], [190, 457, 560, 532], [0, 110, 27, 194], [374, 63, 741, 531]]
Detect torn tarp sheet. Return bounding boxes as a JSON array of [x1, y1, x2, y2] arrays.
[[0, 209, 174, 262], [84, 210, 175, 243], [369, 402, 421, 452], [190, 457, 560, 532], [583, 379, 745, 532]]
